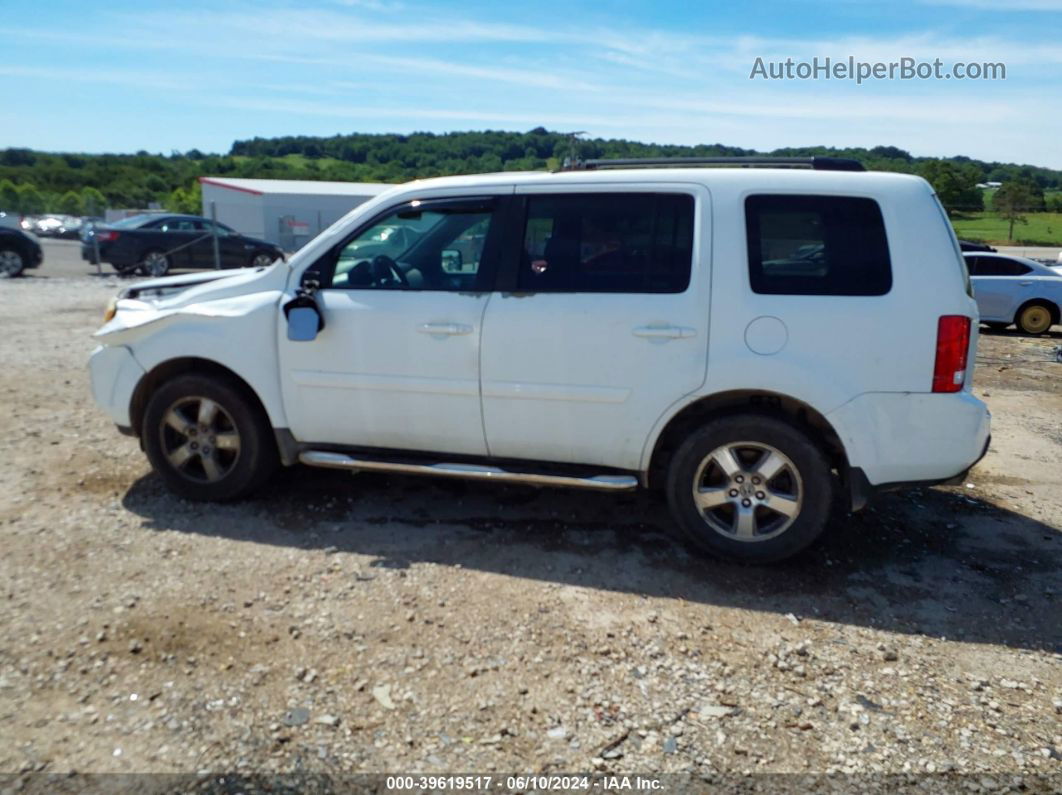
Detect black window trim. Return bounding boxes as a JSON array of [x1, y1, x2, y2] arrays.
[[308, 195, 509, 292], [495, 190, 697, 295], [744, 192, 893, 297]]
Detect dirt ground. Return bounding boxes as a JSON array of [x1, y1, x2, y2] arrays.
[[0, 258, 1060, 791]]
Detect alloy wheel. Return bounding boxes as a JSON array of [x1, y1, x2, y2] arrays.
[[158, 396, 241, 483], [691, 441, 803, 542], [0, 250, 23, 278], [142, 251, 169, 277]]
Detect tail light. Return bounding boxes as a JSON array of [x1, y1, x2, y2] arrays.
[[95, 230, 120, 242], [933, 315, 971, 393]]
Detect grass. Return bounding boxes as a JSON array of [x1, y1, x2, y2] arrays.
[[951, 211, 1062, 246]]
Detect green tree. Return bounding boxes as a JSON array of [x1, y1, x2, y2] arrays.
[[918, 160, 983, 215], [992, 179, 1042, 242], [81, 186, 106, 216], [57, 190, 84, 216], [0, 179, 19, 212], [17, 183, 45, 214], [165, 181, 201, 215]]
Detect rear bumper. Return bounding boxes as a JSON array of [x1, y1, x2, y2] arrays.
[[827, 391, 991, 506], [848, 433, 991, 511]]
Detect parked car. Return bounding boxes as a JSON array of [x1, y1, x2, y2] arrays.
[[963, 252, 1062, 334], [0, 211, 22, 230], [89, 158, 990, 564], [0, 226, 43, 277], [82, 214, 284, 277], [32, 214, 82, 239], [958, 239, 996, 253]]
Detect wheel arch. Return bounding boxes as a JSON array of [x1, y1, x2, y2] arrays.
[[645, 390, 849, 491], [1014, 297, 1060, 328], [129, 357, 272, 442]]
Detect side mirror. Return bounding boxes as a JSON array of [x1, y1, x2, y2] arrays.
[[441, 249, 463, 272], [283, 291, 325, 342]]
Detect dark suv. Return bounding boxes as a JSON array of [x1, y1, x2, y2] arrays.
[[82, 214, 284, 277]]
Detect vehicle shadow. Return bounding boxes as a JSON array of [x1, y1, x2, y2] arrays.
[[121, 466, 1061, 653], [979, 324, 1062, 340]]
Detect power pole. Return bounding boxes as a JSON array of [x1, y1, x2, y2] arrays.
[[559, 131, 586, 169]]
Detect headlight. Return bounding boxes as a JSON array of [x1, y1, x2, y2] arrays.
[[103, 296, 118, 323]]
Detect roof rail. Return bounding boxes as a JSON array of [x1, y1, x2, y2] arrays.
[[562, 156, 866, 173]]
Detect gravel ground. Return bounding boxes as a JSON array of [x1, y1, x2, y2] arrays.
[[0, 271, 1060, 792]]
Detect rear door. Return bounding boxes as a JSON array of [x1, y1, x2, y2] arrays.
[[479, 185, 710, 471], [150, 217, 197, 269], [971, 257, 1032, 320]]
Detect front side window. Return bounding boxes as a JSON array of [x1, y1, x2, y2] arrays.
[[323, 200, 496, 291], [746, 195, 892, 296], [517, 193, 694, 293]]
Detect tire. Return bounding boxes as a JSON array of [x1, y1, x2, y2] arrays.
[[1015, 302, 1055, 335], [139, 249, 171, 278], [983, 322, 1010, 331], [665, 414, 834, 564], [142, 374, 277, 501], [0, 247, 25, 278], [249, 251, 277, 268]]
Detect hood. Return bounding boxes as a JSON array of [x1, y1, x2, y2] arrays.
[[120, 267, 267, 301], [95, 264, 289, 341]]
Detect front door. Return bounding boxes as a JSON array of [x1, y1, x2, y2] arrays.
[[277, 195, 505, 455], [479, 186, 710, 471]]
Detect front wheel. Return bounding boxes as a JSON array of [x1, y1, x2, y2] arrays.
[[142, 374, 277, 501], [666, 414, 834, 563], [0, 248, 24, 278]]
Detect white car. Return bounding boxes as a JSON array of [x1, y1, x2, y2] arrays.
[[89, 158, 990, 563], [964, 252, 1062, 334]]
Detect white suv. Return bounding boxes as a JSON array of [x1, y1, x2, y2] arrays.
[[89, 158, 990, 563]]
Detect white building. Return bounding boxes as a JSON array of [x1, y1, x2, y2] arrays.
[[199, 177, 393, 251]]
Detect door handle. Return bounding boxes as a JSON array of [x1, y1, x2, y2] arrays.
[[418, 322, 473, 335], [1019, 281, 1032, 286], [632, 325, 696, 339]]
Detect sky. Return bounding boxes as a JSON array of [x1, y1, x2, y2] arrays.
[[2, 0, 1061, 168]]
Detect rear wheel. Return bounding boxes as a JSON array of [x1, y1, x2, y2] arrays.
[[1015, 302, 1054, 335], [249, 251, 276, 268], [140, 249, 171, 278], [0, 248, 24, 278], [142, 374, 277, 501], [666, 414, 834, 563]]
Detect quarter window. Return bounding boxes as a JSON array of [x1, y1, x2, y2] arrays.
[[518, 193, 693, 293], [745, 195, 892, 296]]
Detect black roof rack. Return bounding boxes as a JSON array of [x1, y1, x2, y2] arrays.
[[562, 156, 865, 173]]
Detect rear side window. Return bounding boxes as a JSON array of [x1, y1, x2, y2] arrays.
[[745, 195, 891, 296], [976, 257, 1032, 276], [518, 193, 693, 293]]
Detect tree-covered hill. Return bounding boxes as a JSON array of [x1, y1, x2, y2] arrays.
[[1, 128, 1060, 215]]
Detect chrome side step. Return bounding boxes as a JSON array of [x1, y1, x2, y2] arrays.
[[298, 451, 639, 492]]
